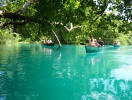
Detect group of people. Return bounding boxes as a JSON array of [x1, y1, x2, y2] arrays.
[[88, 35, 120, 47], [42, 38, 53, 44], [88, 35, 104, 47]]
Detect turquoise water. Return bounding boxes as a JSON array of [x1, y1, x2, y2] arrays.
[[0, 44, 132, 100]]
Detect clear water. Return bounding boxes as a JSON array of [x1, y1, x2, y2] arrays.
[[0, 44, 132, 100]]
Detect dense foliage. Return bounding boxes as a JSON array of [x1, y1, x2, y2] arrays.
[[0, 0, 132, 45]]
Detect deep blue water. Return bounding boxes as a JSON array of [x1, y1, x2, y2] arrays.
[[0, 44, 132, 100]]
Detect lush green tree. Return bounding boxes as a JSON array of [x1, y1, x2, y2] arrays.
[[0, 0, 132, 44]]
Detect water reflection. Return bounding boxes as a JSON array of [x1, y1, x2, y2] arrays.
[[111, 65, 132, 80], [81, 78, 132, 100], [0, 71, 7, 100], [85, 53, 102, 65], [41, 45, 55, 56], [103, 45, 120, 50], [0, 44, 43, 100]]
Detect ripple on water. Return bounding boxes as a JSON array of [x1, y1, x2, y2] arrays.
[[82, 92, 116, 100]]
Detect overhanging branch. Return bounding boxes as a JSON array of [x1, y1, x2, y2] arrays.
[[54, 22, 82, 32], [64, 23, 82, 32], [0, 12, 50, 28], [0, 21, 27, 28]]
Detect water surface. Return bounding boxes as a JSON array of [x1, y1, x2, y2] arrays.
[[0, 44, 132, 100]]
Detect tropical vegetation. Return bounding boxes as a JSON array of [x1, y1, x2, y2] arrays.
[[0, 0, 132, 45]]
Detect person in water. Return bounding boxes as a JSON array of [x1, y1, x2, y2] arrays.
[[97, 37, 104, 47], [88, 35, 100, 47]]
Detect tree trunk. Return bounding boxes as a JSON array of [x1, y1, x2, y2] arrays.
[[52, 30, 62, 48]]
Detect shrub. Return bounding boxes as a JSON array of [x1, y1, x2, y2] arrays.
[[0, 28, 21, 44]]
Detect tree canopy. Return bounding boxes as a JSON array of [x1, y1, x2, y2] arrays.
[[0, 0, 132, 44]]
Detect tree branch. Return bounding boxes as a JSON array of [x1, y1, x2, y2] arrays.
[[18, 0, 37, 14], [52, 30, 62, 48], [0, 21, 26, 28], [55, 22, 82, 32], [0, 12, 50, 28], [64, 23, 82, 32]]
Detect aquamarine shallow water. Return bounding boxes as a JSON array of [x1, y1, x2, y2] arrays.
[[0, 44, 132, 100]]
